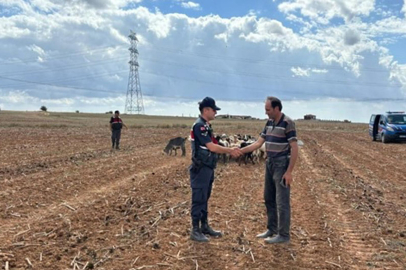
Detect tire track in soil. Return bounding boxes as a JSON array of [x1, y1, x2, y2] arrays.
[[140, 154, 353, 270], [0, 155, 187, 252], [1, 156, 215, 270], [317, 133, 406, 213], [0, 133, 169, 178], [321, 132, 406, 183], [1, 157, 339, 270], [2, 124, 405, 269], [301, 134, 404, 269], [0, 145, 163, 217], [287, 147, 350, 270], [0, 127, 176, 173], [0, 150, 186, 237], [0, 143, 160, 185], [312, 133, 406, 268]]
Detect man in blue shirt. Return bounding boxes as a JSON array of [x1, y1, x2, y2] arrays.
[[241, 96, 298, 244], [189, 97, 242, 242]]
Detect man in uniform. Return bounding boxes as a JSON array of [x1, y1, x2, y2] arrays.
[[189, 97, 242, 242], [110, 110, 128, 150], [241, 96, 298, 244]]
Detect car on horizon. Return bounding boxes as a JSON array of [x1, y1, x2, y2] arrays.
[[369, 111, 406, 143]]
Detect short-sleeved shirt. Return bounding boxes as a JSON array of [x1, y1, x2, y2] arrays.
[[190, 116, 217, 156], [260, 113, 297, 159], [110, 117, 123, 130]]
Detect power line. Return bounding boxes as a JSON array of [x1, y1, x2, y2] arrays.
[[0, 75, 118, 94], [1, 54, 403, 90], [0, 57, 128, 77], [1, 73, 405, 103], [2, 42, 405, 75], [145, 45, 406, 72], [0, 45, 127, 66], [0, 69, 129, 89], [139, 57, 403, 89], [0, 63, 403, 99]]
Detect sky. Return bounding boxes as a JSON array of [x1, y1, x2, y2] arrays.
[[1, 0, 406, 122]]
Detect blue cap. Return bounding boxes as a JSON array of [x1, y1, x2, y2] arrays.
[[198, 97, 221, 111]]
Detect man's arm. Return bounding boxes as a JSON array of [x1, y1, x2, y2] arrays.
[[123, 122, 128, 129], [283, 141, 298, 187], [240, 137, 265, 153], [192, 122, 241, 157], [205, 142, 242, 157], [110, 123, 113, 131]]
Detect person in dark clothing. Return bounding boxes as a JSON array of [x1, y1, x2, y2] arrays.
[[241, 96, 298, 244], [189, 97, 242, 242], [110, 110, 128, 150]]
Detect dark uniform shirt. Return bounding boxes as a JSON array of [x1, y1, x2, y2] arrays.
[[110, 117, 123, 130], [190, 116, 217, 156], [260, 113, 297, 159]]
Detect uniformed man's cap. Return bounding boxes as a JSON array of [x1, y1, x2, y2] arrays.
[[198, 97, 221, 111]]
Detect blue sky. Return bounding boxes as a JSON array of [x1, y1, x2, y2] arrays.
[[1, 0, 406, 122]]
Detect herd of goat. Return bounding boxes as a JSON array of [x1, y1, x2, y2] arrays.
[[163, 134, 266, 165]]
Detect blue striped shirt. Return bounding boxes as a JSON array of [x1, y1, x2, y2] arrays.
[[260, 113, 297, 158]]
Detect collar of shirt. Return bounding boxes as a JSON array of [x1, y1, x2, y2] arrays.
[[199, 116, 213, 133], [199, 115, 210, 125]]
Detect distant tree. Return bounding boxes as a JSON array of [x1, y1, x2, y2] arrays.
[[75, 110, 80, 113], [40, 106, 47, 112]]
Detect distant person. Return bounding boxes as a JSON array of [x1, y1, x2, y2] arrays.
[[110, 110, 128, 150], [189, 97, 242, 242], [241, 96, 298, 244]]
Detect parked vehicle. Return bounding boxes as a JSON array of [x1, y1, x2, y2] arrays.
[[369, 111, 406, 143]]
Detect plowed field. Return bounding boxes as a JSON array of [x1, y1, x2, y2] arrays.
[[1, 111, 405, 270]]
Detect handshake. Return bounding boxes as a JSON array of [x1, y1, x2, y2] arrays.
[[230, 147, 244, 158]]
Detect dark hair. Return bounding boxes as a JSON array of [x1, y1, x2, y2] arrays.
[[266, 96, 282, 111], [199, 103, 210, 113], [199, 104, 210, 113], [114, 110, 120, 114]]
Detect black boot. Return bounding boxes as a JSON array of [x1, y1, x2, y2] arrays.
[[201, 219, 222, 237], [190, 221, 209, 242]]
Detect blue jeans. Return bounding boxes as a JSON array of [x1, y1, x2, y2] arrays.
[[264, 155, 290, 238]]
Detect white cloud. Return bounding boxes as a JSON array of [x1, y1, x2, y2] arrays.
[[278, 0, 375, 24], [0, 90, 38, 104], [27, 44, 46, 56], [180, 1, 201, 10], [402, 1, 406, 15], [30, 0, 60, 12], [41, 97, 75, 105], [312, 68, 328, 74], [368, 16, 406, 36], [0, 1, 405, 122], [248, 9, 261, 16], [69, 0, 143, 9], [291, 67, 328, 77], [291, 67, 310, 77]]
